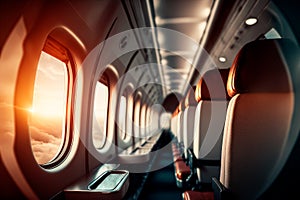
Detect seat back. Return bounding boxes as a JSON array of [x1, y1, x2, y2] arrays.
[[193, 68, 230, 183], [221, 39, 299, 199], [177, 101, 185, 147], [183, 86, 197, 158], [171, 109, 179, 138]]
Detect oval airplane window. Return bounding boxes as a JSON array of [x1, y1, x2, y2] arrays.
[[29, 51, 69, 165], [140, 104, 146, 138], [119, 95, 127, 140], [126, 96, 134, 138], [134, 98, 141, 140], [92, 80, 109, 149]]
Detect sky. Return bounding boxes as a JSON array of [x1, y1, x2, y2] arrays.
[[29, 51, 67, 164], [29, 52, 109, 163], [92, 82, 108, 148], [30, 51, 67, 117]]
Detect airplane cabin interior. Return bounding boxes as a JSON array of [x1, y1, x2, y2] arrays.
[[0, 0, 300, 199]]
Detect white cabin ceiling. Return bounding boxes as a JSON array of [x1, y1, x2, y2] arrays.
[[152, 0, 213, 96]]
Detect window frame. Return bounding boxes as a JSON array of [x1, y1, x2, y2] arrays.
[[31, 36, 75, 168]]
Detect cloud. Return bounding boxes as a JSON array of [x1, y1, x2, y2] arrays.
[[31, 140, 60, 164], [29, 126, 61, 144], [29, 115, 63, 138], [0, 102, 62, 165], [37, 52, 66, 82], [29, 121, 62, 164], [37, 63, 65, 82]]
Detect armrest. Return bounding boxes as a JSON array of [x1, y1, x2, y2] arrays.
[[212, 177, 232, 200], [64, 165, 129, 200], [187, 148, 220, 168], [196, 159, 221, 166], [187, 148, 196, 168]]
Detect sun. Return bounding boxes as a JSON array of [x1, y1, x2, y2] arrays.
[[28, 107, 35, 113]]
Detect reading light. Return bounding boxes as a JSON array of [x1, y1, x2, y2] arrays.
[[219, 56, 227, 63], [245, 17, 258, 26], [161, 59, 168, 65]]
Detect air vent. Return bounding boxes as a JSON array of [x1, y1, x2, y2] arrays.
[[119, 35, 128, 50]]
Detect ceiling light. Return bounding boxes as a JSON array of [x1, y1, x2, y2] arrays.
[[155, 16, 162, 25], [201, 7, 211, 18], [155, 17, 201, 25], [198, 22, 207, 32], [219, 56, 226, 63], [161, 59, 168, 65], [245, 17, 258, 26]]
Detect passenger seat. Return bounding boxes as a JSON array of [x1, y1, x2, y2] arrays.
[[172, 100, 191, 188], [183, 86, 197, 159], [184, 39, 299, 200], [188, 68, 230, 186]]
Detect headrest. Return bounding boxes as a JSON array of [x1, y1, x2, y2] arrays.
[[172, 106, 179, 116], [196, 68, 230, 101], [178, 100, 185, 112], [227, 39, 295, 97], [185, 86, 197, 107]]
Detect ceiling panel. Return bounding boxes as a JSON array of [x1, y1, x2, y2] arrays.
[[154, 0, 212, 19], [152, 0, 213, 98], [162, 55, 191, 69]]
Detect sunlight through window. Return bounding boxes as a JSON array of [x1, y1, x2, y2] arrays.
[[119, 96, 127, 139], [92, 81, 109, 149], [29, 51, 68, 165]]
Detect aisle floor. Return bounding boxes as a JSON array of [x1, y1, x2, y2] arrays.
[[138, 143, 182, 200]]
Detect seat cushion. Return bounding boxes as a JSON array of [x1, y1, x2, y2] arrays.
[[193, 101, 227, 183], [175, 160, 191, 180], [220, 93, 293, 199], [183, 190, 214, 200]]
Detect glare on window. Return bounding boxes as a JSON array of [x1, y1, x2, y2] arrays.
[[134, 100, 141, 139], [92, 81, 109, 149], [126, 96, 134, 137], [119, 96, 127, 139], [29, 51, 68, 165]]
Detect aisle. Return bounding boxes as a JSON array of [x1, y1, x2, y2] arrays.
[[138, 141, 182, 200]]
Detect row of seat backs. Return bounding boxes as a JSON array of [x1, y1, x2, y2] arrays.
[[183, 38, 300, 199], [171, 71, 229, 138], [192, 69, 230, 183], [171, 67, 231, 184]]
